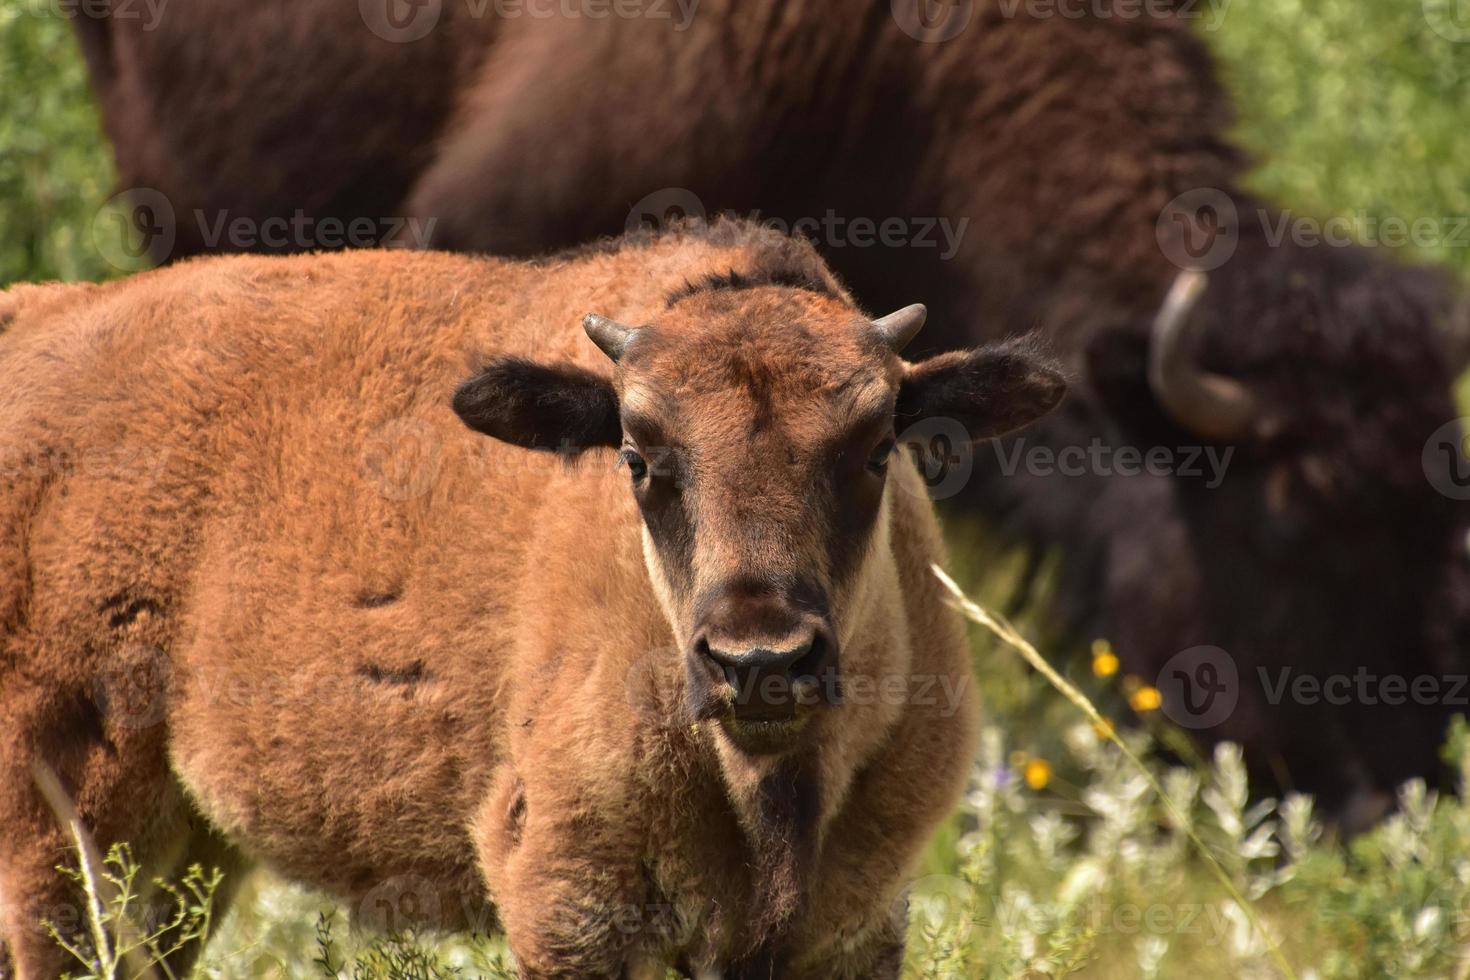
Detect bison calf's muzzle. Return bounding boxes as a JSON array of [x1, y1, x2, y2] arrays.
[[689, 592, 839, 746]]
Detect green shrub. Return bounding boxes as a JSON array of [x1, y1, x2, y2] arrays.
[[1210, 0, 1470, 279], [0, 5, 119, 285], [44, 843, 222, 980]]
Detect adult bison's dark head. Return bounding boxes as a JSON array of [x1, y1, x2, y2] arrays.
[[1085, 230, 1470, 824]]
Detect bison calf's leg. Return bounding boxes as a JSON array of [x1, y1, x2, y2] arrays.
[[473, 771, 649, 980], [0, 668, 197, 980], [0, 819, 81, 980]]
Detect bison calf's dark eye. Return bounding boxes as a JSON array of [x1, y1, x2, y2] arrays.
[[868, 437, 896, 475], [620, 449, 649, 482]]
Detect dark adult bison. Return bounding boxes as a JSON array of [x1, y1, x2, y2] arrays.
[[72, 0, 1470, 818], [0, 220, 1064, 979]]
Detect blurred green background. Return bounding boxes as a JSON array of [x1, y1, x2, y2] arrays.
[[2, 0, 1468, 288], [0, 3, 117, 284], [1212, 0, 1470, 277]]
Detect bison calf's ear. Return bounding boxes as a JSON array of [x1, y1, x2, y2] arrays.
[[453, 357, 621, 453], [898, 341, 1066, 442]]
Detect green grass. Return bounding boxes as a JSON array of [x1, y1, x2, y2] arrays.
[[901, 546, 1470, 978], [47, 557, 1470, 978]]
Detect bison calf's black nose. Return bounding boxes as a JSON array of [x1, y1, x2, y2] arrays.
[[696, 633, 834, 719]]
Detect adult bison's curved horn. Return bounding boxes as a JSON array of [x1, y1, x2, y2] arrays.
[[1446, 292, 1470, 371], [872, 304, 927, 353], [1148, 270, 1256, 442], [583, 314, 636, 362]]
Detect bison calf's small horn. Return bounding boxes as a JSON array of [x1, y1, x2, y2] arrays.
[[583, 313, 636, 361], [872, 303, 927, 353], [1148, 269, 1257, 442]]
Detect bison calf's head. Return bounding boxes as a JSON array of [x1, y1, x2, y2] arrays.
[[455, 279, 1063, 755]]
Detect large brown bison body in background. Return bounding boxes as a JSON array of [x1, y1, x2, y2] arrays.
[[74, 1, 1470, 817], [0, 221, 1066, 979], [76, 0, 1240, 355]]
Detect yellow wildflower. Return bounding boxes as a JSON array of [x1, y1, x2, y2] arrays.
[[1024, 758, 1052, 791], [1129, 685, 1163, 713]]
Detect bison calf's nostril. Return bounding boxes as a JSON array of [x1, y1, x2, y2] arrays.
[[698, 632, 835, 721], [705, 642, 812, 677], [790, 635, 827, 679]]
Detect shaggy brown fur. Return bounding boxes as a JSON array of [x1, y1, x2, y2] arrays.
[[74, 0, 1470, 825], [78, 0, 1235, 358], [72, 0, 498, 262], [0, 222, 1063, 978]]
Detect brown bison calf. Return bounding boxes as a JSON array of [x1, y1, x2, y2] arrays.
[[0, 222, 1063, 978]]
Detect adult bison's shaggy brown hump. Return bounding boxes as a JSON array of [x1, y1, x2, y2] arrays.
[[0, 220, 1065, 979], [77, 0, 1241, 357], [72, 0, 500, 263]]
